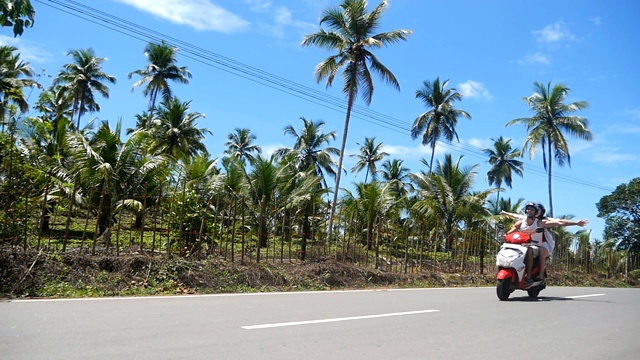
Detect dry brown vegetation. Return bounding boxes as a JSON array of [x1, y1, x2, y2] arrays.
[[1, 248, 635, 299]]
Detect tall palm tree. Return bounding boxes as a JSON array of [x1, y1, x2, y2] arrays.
[[351, 137, 388, 182], [482, 136, 523, 204], [302, 0, 412, 241], [411, 77, 471, 173], [148, 97, 210, 160], [53, 48, 116, 129], [128, 41, 191, 116], [506, 81, 592, 217], [224, 127, 261, 166]]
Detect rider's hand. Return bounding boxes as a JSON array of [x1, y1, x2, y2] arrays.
[[578, 219, 589, 227]]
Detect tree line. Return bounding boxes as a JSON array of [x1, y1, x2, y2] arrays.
[[1, 0, 637, 279]]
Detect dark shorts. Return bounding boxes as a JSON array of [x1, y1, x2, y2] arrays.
[[526, 244, 540, 257]]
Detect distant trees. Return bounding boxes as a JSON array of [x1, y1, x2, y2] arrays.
[[2, 24, 637, 281], [597, 177, 640, 253]]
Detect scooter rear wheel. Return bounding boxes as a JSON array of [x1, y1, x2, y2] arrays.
[[497, 279, 512, 301]]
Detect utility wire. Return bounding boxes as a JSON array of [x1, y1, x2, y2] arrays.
[[34, 0, 614, 192]]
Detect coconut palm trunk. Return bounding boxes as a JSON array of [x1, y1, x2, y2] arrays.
[[546, 140, 554, 217], [328, 86, 355, 241]]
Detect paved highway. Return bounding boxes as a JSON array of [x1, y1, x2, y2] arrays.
[[1, 287, 638, 359]]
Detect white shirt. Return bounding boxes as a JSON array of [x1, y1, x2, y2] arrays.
[[516, 215, 555, 258], [519, 217, 543, 244]]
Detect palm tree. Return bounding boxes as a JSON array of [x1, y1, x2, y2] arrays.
[[412, 154, 493, 250], [411, 77, 471, 173], [343, 181, 395, 259], [128, 41, 191, 116], [274, 117, 339, 189], [148, 97, 210, 160], [351, 137, 388, 182], [379, 158, 413, 199], [246, 155, 287, 252], [302, 0, 412, 241], [126, 111, 153, 135], [506, 81, 592, 217], [178, 154, 220, 251], [53, 48, 116, 129], [275, 117, 339, 259], [67, 120, 164, 252], [0, 45, 41, 128], [482, 136, 523, 204], [224, 128, 261, 166]]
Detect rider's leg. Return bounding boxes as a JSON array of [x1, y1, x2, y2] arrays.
[[537, 247, 549, 280], [525, 248, 533, 280]]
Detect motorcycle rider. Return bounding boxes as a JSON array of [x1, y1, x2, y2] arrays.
[[505, 202, 589, 286]]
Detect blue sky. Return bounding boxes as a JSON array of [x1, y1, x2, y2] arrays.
[[3, 0, 640, 241]]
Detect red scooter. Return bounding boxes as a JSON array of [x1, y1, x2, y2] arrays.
[[495, 230, 546, 300]]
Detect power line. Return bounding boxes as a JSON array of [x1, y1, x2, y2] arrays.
[[34, 0, 614, 193]]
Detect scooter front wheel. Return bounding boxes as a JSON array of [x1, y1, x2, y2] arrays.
[[496, 279, 512, 301], [527, 289, 540, 298]]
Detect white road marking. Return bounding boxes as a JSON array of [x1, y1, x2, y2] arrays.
[[566, 293, 606, 299], [538, 293, 606, 301], [242, 309, 439, 330]]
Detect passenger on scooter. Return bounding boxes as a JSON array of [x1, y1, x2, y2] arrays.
[[534, 203, 554, 276], [502, 203, 551, 280], [505, 202, 589, 286], [506, 203, 545, 285]]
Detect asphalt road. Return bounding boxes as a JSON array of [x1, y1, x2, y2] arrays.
[[1, 287, 638, 359]]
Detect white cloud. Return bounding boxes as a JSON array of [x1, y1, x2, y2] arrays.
[[518, 52, 551, 65], [0, 35, 52, 63], [261, 143, 284, 157], [467, 138, 493, 150], [246, 2, 316, 39], [533, 21, 576, 44], [592, 151, 638, 165], [243, 0, 272, 12], [112, 0, 250, 33], [458, 80, 492, 100], [628, 108, 640, 121], [608, 122, 640, 134], [589, 16, 602, 26], [384, 143, 444, 160]]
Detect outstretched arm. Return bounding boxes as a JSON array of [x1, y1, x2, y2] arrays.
[[501, 210, 524, 220], [542, 218, 589, 228]]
